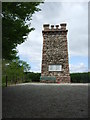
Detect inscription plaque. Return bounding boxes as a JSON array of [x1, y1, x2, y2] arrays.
[[49, 65, 62, 71]]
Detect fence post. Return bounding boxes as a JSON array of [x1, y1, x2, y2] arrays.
[[6, 75, 7, 87]]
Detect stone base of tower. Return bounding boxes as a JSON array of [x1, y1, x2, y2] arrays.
[[40, 76, 70, 83], [56, 76, 71, 83]]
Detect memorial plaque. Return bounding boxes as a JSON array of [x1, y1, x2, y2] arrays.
[[49, 65, 62, 71]]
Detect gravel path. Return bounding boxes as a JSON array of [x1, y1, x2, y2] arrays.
[[2, 83, 88, 118]]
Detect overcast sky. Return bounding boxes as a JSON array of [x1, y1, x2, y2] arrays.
[[17, 2, 88, 73]]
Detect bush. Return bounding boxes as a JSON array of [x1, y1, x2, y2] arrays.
[[24, 72, 41, 82], [70, 72, 89, 83]]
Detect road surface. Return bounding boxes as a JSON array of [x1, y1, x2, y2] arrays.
[[2, 83, 88, 118]]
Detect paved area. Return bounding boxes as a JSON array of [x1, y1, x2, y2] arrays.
[[2, 83, 88, 118]]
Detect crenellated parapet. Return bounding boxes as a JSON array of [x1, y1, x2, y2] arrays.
[[42, 23, 68, 33]]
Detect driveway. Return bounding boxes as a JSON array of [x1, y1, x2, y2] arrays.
[[2, 83, 88, 118]]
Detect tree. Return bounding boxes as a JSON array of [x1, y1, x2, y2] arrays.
[[2, 57, 31, 83], [2, 2, 43, 60]]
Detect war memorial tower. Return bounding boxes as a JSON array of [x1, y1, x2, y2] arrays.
[[40, 23, 70, 83]]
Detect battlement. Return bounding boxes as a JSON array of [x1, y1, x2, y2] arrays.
[[43, 23, 67, 31]]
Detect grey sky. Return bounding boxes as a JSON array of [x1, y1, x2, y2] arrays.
[[17, 2, 88, 73]]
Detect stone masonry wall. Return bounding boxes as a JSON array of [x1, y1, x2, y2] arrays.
[[41, 23, 70, 83]]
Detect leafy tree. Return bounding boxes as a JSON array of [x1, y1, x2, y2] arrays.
[[70, 72, 89, 83], [2, 2, 43, 60], [2, 58, 31, 83], [25, 72, 41, 82]]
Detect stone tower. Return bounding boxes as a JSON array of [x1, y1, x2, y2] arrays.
[[40, 23, 70, 83]]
